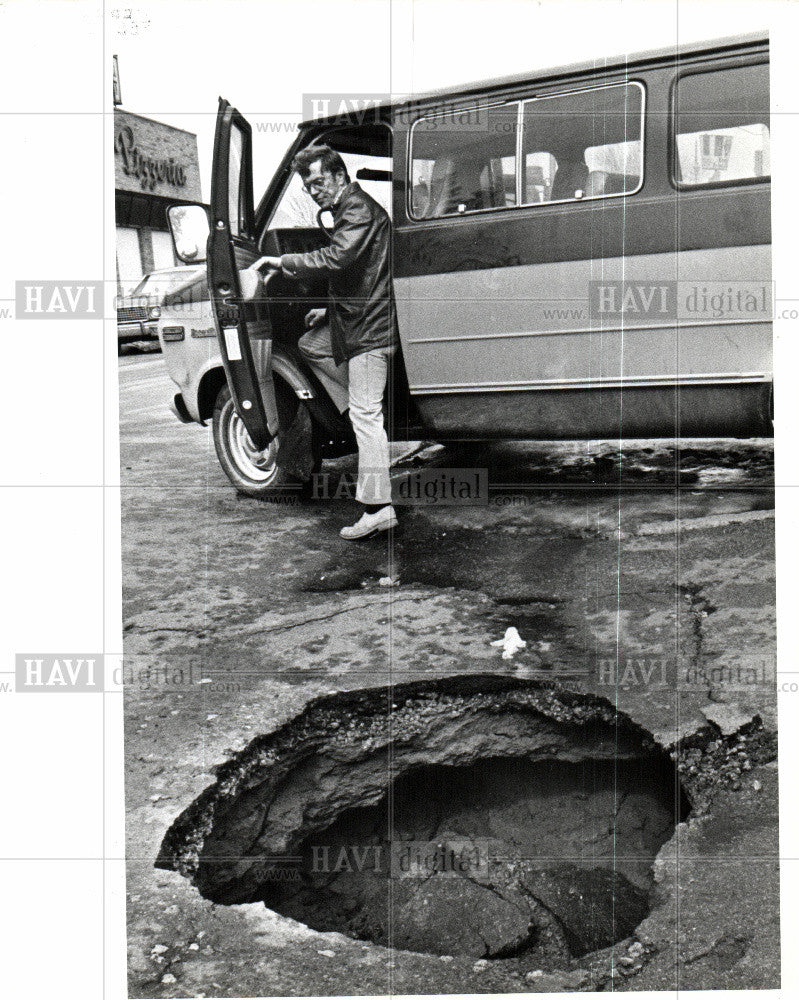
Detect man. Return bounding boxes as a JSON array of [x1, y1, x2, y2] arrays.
[[249, 145, 398, 540]]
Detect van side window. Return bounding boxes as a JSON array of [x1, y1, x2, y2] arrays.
[[673, 63, 770, 187], [521, 83, 643, 204], [409, 104, 519, 218], [408, 84, 644, 218]]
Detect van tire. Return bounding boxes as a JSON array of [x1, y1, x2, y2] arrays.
[[212, 380, 321, 500]]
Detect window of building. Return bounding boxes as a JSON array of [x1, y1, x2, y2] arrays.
[[151, 230, 177, 270], [116, 227, 143, 296], [673, 62, 770, 187]]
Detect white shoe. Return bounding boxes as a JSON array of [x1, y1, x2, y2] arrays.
[[340, 505, 398, 540]]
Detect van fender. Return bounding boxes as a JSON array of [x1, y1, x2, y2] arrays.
[[271, 347, 345, 435], [270, 351, 315, 401], [194, 347, 345, 434]]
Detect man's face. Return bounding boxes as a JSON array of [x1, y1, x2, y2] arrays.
[[303, 159, 346, 209]]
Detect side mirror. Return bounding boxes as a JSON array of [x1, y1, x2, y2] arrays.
[[168, 204, 210, 264]]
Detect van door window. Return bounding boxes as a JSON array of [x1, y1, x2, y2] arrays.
[[409, 103, 519, 218], [673, 63, 769, 187], [520, 82, 644, 204], [228, 125, 246, 236]]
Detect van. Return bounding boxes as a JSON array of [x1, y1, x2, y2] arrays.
[[164, 32, 771, 498]]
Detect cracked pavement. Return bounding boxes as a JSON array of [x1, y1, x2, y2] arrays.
[[121, 355, 778, 994]]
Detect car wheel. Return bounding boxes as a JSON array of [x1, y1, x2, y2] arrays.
[[212, 380, 321, 500]]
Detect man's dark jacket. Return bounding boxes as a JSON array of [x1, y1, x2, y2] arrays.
[[280, 181, 398, 365]]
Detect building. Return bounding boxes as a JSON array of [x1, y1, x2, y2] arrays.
[[114, 109, 202, 295]]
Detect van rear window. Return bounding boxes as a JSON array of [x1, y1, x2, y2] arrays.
[[673, 62, 770, 187]]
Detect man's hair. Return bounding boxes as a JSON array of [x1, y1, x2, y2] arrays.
[[291, 144, 350, 183]]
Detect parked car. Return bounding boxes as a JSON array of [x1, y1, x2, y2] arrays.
[[117, 266, 204, 345], [163, 32, 772, 498], [156, 268, 218, 420]]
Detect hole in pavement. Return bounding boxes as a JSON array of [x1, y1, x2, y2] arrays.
[[277, 755, 687, 962], [156, 675, 689, 969]]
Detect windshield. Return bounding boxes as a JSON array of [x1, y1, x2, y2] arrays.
[[269, 141, 392, 229]]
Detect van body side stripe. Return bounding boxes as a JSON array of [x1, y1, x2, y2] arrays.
[[393, 186, 770, 279], [394, 246, 772, 395]]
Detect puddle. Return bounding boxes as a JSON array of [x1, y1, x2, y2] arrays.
[[302, 442, 773, 602], [157, 675, 689, 970], [303, 519, 586, 602], [301, 520, 590, 668], [430, 440, 773, 488]]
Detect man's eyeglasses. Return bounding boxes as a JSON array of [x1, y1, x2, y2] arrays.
[[303, 176, 328, 194]]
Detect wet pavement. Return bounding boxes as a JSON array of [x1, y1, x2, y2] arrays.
[[120, 355, 778, 995]]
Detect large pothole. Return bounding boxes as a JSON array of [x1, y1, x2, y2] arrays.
[[157, 675, 689, 969]]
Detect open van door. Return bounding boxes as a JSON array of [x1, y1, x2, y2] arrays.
[[208, 97, 277, 449]]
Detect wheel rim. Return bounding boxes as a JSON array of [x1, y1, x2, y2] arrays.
[[226, 405, 280, 484]]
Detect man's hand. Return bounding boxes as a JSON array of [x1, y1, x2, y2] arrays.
[[239, 256, 284, 301], [250, 255, 283, 273], [304, 307, 327, 329]]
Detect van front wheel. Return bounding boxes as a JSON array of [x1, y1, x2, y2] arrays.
[[212, 381, 320, 500]]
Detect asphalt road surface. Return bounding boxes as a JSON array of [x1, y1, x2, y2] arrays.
[[120, 352, 779, 996]]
